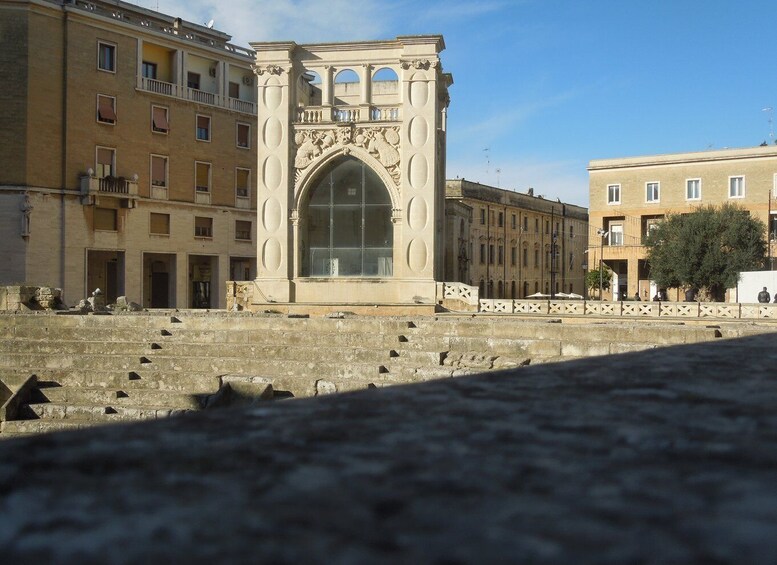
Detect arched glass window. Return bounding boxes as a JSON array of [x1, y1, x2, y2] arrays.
[[304, 157, 393, 277]]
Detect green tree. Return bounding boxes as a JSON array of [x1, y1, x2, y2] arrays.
[[644, 203, 766, 301], [586, 266, 612, 298]]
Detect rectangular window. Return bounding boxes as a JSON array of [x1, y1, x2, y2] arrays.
[[480, 243, 486, 264], [498, 245, 504, 265], [480, 208, 486, 225], [498, 212, 504, 228], [646, 182, 660, 202], [534, 249, 539, 268], [229, 81, 240, 99], [607, 184, 621, 204], [94, 207, 117, 231], [235, 220, 251, 241], [194, 216, 213, 238], [149, 212, 170, 235], [523, 216, 528, 232], [195, 161, 211, 193], [570, 225, 574, 239], [645, 217, 661, 239], [545, 220, 549, 234], [97, 41, 115, 72], [729, 176, 745, 198], [152, 106, 169, 134], [236, 122, 250, 148], [236, 168, 250, 199], [511, 246, 516, 266], [534, 218, 539, 233], [522, 248, 528, 267], [686, 178, 701, 200], [97, 94, 116, 124], [96, 147, 115, 178], [196, 115, 211, 141], [187, 72, 201, 90], [511, 214, 516, 230], [609, 224, 624, 246], [142, 61, 157, 80], [489, 244, 494, 264], [150, 155, 168, 188]]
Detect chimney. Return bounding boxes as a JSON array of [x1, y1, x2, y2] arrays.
[[527, 187, 534, 196]]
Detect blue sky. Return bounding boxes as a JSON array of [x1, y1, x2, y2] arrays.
[[147, 0, 776, 207]]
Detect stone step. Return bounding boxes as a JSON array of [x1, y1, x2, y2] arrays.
[[23, 402, 190, 421], [29, 369, 221, 393], [0, 418, 98, 435], [33, 385, 202, 409]]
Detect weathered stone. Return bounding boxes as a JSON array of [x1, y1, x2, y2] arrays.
[[315, 379, 338, 395]]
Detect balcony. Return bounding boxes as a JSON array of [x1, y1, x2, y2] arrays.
[[80, 174, 138, 207], [295, 104, 401, 124], [138, 77, 257, 115]]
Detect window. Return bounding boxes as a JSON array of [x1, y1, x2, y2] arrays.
[[187, 72, 201, 90], [480, 208, 486, 225], [545, 220, 549, 234], [96, 147, 115, 178], [646, 182, 660, 202], [97, 41, 115, 72], [150, 155, 168, 188], [570, 225, 574, 238], [195, 162, 211, 193], [152, 106, 169, 134], [498, 212, 504, 227], [511, 214, 516, 229], [522, 248, 528, 267], [194, 216, 213, 238], [229, 81, 240, 99], [523, 216, 528, 232], [94, 207, 117, 231], [236, 168, 250, 199], [142, 61, 157, 80], [644, 217, 661, 239], [534, 218, 539, 233], [235, 220, 251, 241], [196, 115, 211, 141], [511, 246, 516, 266], [609, 224, 624, 246], [534, 249, 539, 268], [729, 176, 745, 198], [149, 212, 170, 235], [686, 178, 701, 200], [304, 157, 393, 277], [96, 95, 116, 125], [480, 244, 486, 264], [498, 245, 504, 265], [489, 244, 494, 264], [236, 122, 250, 148], [607, 184, 621, 204]]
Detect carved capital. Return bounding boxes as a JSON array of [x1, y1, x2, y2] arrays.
[[400, 58, 438, 71], [252, 63, 285, 76], [391, 208, 403, 224], [290, 208, 300, 225]]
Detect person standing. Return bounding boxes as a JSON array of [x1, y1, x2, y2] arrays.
[[758, 287, 771, 303]]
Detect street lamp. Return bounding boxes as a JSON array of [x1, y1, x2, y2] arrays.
[[596, 228, 609, 300]]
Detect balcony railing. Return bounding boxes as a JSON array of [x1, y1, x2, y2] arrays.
[[80, 174, 139, 206], [138, 76, 257, 115], [295, 104, 401, 124]]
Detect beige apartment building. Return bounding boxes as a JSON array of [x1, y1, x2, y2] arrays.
[[445, 179, 589, 299], [0, 0, 257, 308], [589, 145, 777, 301]]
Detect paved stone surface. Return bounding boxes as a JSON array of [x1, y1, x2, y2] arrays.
[[2, 334, 777, 563]]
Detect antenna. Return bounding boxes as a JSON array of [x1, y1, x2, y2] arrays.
[[496, 168, 501, 188], [763, 107, 774, 141], [483, 147, 490, 180], [206, 19, 215, 28]]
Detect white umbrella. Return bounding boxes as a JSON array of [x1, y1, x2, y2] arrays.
[[567, 293, 584, 300], [526, 292, 549, 298]]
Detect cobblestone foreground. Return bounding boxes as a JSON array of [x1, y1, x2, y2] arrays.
[[1, 334, 777, 564]]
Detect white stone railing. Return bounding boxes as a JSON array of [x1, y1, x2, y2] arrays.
[[137, 77, 256, 115], [477, 299, 777, 320], [294, 105, 401, 124], [442, 282, 479, 306], [370, 105, 401, 121]]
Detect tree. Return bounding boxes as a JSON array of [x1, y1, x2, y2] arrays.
[[586, 266, 612, 298], [644, 203, 766, 301]]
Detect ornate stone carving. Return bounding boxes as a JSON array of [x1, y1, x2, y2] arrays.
[[400, 59, 438, 70], [252, 64, 285, 76], [293, 125, 401, 187]]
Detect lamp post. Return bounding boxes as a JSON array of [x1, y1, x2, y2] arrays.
[[596, 228, 608, 300]]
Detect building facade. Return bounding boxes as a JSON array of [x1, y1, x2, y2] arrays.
[[445, 179, 589, 299], [246, 36, 451, 306], [588, 145, 777, 301], [0, 0, 257, 308]]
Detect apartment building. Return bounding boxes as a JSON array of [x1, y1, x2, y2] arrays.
[[588, 145, 777, 301], [445, 179, 589, 299], [0, 0, 257, 308]]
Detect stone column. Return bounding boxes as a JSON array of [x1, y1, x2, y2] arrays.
[[322, 65, 333, 108]]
